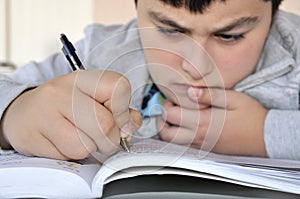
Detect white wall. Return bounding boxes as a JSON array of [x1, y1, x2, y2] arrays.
[[2, 0, 300, 67], [281, 0, 300, 14], [93, 0, 136, 25], [92, 0, 300, 24], [9, 0, 94, 66], [0, 0, 6, 62]]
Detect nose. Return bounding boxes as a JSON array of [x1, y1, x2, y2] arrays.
[[181, 50, 213, 80]]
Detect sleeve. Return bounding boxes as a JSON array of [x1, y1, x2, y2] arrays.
[[0, 24, 97, 119], [0, 74, 39, 152], [0, 21, 138, 149], [0, 74, 39, 120], [0, 51, 72, 118], [0, 22, 128, 118], [264, 109, 300, 160], [0, 34, 75, 149]]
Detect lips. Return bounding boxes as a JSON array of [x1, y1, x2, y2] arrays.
[[171, 83, 205, 94]]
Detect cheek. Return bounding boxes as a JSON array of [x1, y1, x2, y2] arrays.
[[209, 41, 264, 88], [144, 49, 183, 80], [144, 49, 181, 68]]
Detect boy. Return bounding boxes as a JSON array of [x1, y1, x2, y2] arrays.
[[1, 0, 299, 160]]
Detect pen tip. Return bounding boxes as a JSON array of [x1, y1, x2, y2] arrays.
[[120, 137, 131, 153]]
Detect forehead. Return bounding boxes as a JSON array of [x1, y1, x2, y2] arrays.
[[139, 0, 271, 31], [157, 0, 227, 13], [142, 0, 270, 14]]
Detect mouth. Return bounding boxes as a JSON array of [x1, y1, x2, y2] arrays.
[[171, 83, 206, 94]]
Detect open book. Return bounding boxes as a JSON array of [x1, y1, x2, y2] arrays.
[[0, 138, 300, 198]]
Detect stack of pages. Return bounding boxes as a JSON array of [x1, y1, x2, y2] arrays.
[[0, 138, 299, 198]]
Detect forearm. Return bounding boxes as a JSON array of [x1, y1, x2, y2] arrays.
[[0, 75, 37, 120], [0, 52, 71, 133], [0, 75, 37, 149], [264, 109, 300, 160]]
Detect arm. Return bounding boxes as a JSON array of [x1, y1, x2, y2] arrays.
[[157, 88, 268, 158], [0, 22, 143, 159], [158, 86, 300, 160], [0, 23, 97, 152], [264, 110, 300, 160], [0, 70, 141, 160], [0, 74, 38, 152], [0, 50, 71, 153]]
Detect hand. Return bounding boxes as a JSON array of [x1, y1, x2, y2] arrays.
[[157, 87, 268, 157], [0, 70, 142, 160]]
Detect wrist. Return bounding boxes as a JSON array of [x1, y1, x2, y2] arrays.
[[0, 111, 12, 150], [0, 123, 12, 150]]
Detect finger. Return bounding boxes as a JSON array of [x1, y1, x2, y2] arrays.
[[98, 73, 142, 136], [16, 133, 69, 160], [60, 71, 131, 154], [66, 75, 125, 154], [75, 71, 138, 137], [187, 87, 228, 109], [158, 117, 216, 150], [129, 109, 143, 127], [99, 124, 120, 155], [67, 84, 110, 138], [125, 108, 143, 142], [162, 104, 202, 128], [73, 71, 129, 123], [157, 117, 196, 145], [43, 115, 98, 160], [106, 75, 138, 136]]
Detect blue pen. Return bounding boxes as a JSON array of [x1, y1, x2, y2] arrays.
[[59, 33, 131, 153], [60, 34, 86, 71]]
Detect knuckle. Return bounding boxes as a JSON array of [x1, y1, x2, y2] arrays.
[[97, 135, 119, 155], [101, 145, 118, 156], [39, 81, 69, 103], [195, 130, 205, 142], [66, 148, 90, 160], [133, 111, 143, 127], [98, 116, 116, 135], [204, 88, 213, 102], [40, 82, 59, 97], [159, 130, 172, 141], [114, 76, 131, 95], [54, 127, 90, 160], [59, 138, 90, 160]]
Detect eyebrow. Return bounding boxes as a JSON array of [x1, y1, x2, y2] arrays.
[[148, 11, 191, 33], [212, 17, 260, 33], [148, 10, 260, 34]]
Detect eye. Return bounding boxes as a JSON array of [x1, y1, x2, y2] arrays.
[[215, 33, 244, 43], [157, 26, 183, 36]]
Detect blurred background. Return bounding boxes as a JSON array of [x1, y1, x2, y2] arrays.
[[0, 0, 299, 70]]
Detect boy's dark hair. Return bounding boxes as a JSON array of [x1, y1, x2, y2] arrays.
[[134, 0, 283, 16]]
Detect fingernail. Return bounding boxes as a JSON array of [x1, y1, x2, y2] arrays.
[[197, 88, 203, 97], [121, 121, 139, 137], [121, 122, 132, 136], [162, 107, 167, 119], [188, 87, 203, 100]]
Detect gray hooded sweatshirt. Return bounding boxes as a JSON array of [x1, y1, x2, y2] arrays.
[[0, 10, 299, 160]]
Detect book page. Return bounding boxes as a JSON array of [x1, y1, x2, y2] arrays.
[[92, 138, 300, 195], [106, 138, 300, 169], [105, 166, 265, 189], [0, 153, 100, 187]]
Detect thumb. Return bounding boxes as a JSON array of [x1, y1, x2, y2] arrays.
[[187, 87, 227, 109], [120, 109, 142, 139], [108, 75, 142, 137]]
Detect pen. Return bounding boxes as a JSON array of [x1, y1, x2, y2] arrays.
[[59, 33, 131, 153]]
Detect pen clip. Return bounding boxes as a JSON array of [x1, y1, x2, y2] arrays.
[[60, 33, 85, 71]]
